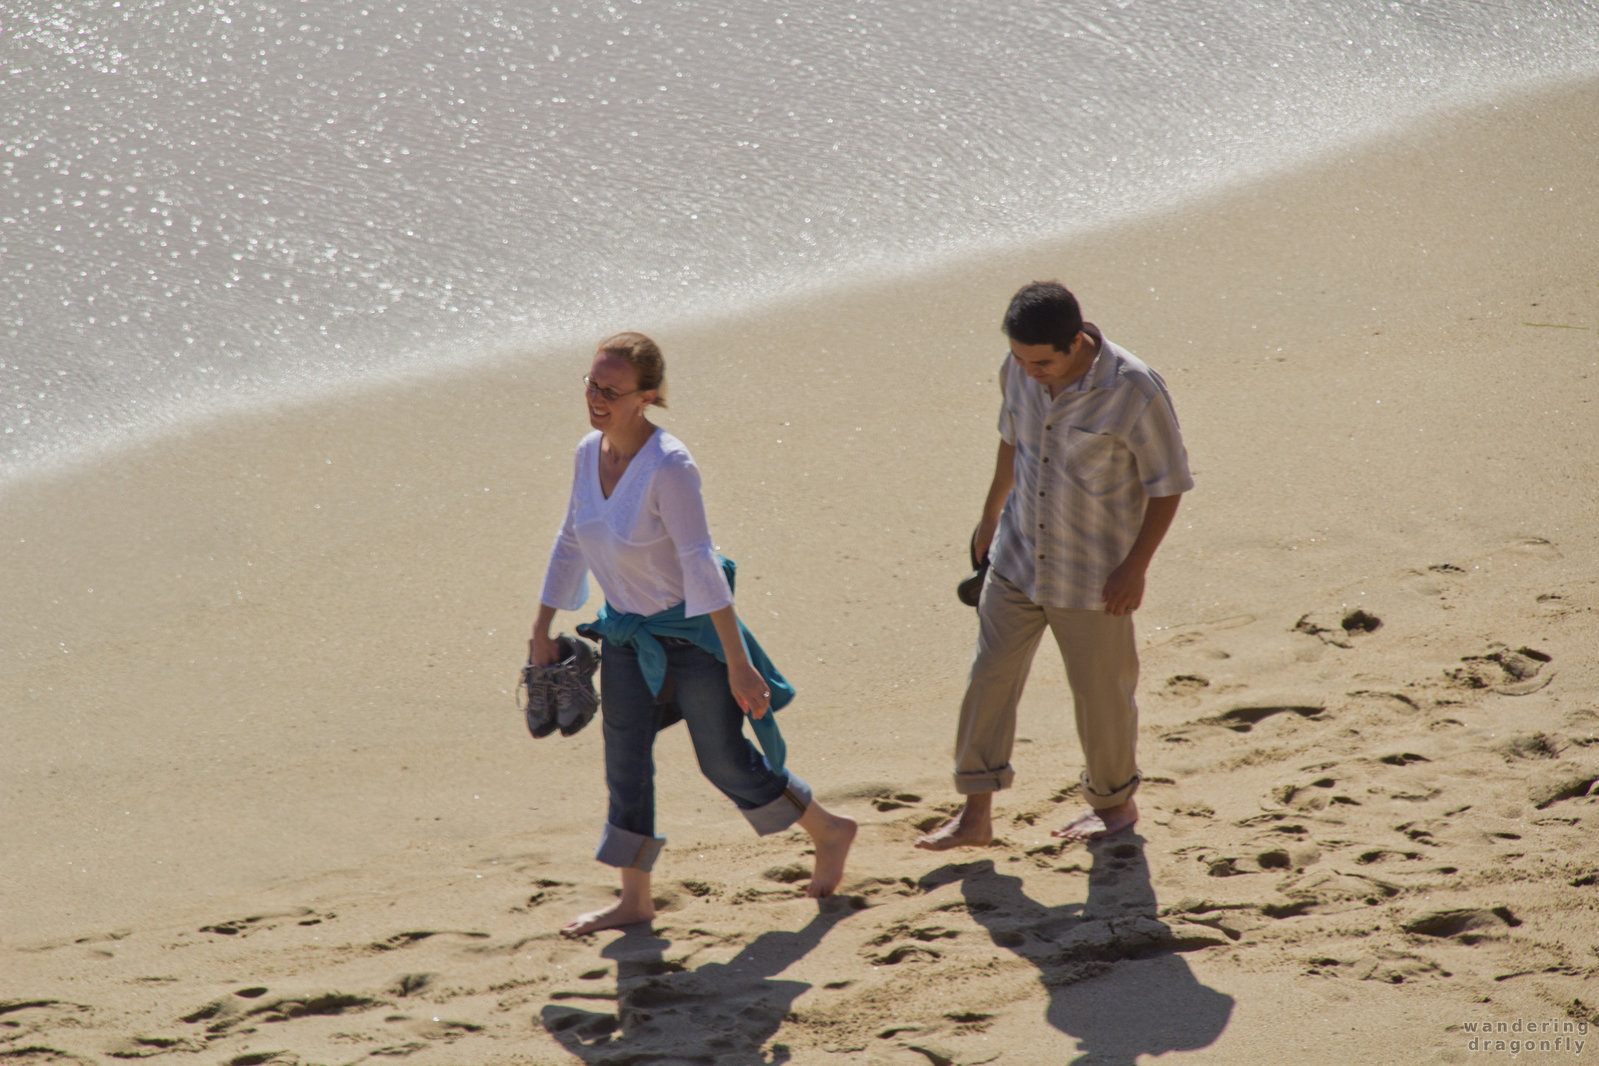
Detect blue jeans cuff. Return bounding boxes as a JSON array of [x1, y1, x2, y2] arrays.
[[595, 822, 666, 871], [742, 771, 811, 836]]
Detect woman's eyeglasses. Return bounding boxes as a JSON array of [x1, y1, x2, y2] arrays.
[[583, 375, 639, 404]]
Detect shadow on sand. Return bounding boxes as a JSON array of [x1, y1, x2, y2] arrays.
[[541, 898, 857, 1065], [923, 836, 1233, 1065]]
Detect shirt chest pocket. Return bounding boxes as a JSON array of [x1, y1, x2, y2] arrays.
[[1062, 427, 1121, 488]]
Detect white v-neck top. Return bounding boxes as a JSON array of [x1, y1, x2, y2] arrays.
[[539, 428, 734, 618]]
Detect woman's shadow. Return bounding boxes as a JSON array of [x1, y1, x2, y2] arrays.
[[541, 899, 856, 1065], [922, 835, 1233, 1064]]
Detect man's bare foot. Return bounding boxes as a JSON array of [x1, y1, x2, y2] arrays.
[[561, 897, 655, 937], [1052, 798, 1138, 843], [914, 796, 994, 851]]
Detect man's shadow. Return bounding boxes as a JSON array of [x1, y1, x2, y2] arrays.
[[541, 900, 855, 1066], [924, 836, 1233, 1064]]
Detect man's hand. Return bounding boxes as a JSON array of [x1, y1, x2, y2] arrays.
[[973, 513, 1000, 565], [974, 440, 1017, 564], [1101, 559, 1147, 616], [1100, 494, 1181, 616]]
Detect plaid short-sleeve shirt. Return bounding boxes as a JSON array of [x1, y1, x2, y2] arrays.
[[988, 328, 1193, 610]]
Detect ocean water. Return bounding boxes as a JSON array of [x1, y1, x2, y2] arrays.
[[4, 0, 1598, 485]]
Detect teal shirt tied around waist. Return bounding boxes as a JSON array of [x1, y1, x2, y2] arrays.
[[576, 556, 790, 772]]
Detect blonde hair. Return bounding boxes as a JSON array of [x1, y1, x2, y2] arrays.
[[596, 331, 667, 408]]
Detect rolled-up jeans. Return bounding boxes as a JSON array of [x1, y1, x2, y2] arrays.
[[595, 636, 811, 872]]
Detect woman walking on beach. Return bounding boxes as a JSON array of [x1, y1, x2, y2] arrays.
[[531, 332, 856, 936]]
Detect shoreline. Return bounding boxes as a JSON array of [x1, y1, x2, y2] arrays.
[[4, 75, 1597, 1064], [8, 70, 1598, 501]]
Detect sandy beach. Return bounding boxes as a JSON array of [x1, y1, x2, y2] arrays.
[[3, 77, 1597, 1065]]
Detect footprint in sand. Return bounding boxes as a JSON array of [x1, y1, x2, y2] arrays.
[[1269, 776, 1361, 812], [1447, 644, 1554, 696], [1494, 732, 1564, 759], [1398, 563, 1466, 598], [511, 877, 571, 913], [105, 1035, 207, 1057], [1163, 898, 1257, 931], [1348, 685, 1422, 712], [1507, 536, 1562, 560], [368, 930, 490, 953], [181, 990, 386, 1036], [392, 973, 434, 996], [867, 941, 949, 965], [1204, 703, 1327, 733], [1165, 674, 1211, 697], [1293, 609, 1382, 649], [861, 917, 962, 966], [1536, 590, 1574, 616], [1235, 812, 1311, 840], [869, 920, 953, 965], [1402, 906, 1520, 944], [1203, 849, 1299, 877], [541, 1005, 619, 1042], [678, 878, 721, 899], [1351, 950, 1450, 985], [1162, 703, 1329, 746], [1355, 848, 1423, 865], [872, 791, 923, 812], [762, 862, 812, 885], [852, 875, 922, 902], [1150, 613, 1253, 655], [1531, 773, 1599, 810], [196, 908, 325, 937], [1267, 869, 1402, 914]]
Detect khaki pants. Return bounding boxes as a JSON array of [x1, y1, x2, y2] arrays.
[[952, 570, 1141, 809]]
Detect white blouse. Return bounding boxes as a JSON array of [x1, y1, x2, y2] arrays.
[[539, 428, 735, 618]]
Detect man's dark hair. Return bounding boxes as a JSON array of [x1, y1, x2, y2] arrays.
[[1002, 281, 1083, 353]]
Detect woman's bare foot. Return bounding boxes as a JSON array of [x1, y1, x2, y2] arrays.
[[561, 898, 655, 937], [561, 867, 654, 937], [914, 794, 994, 851], [1052, 798, 1138, 843], [799, 803, 857, 897]]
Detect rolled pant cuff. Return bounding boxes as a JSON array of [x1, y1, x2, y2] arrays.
[[954, 765, 1015, 795], [595, 822, 666, 872], [1079, 770, 1141, 810], [743, 771, 812, 836]]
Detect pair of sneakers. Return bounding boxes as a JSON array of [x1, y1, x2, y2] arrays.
[[519, 634, 600, 738]]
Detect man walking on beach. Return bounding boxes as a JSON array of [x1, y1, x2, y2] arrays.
[[917, 281, 1192, 849]]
